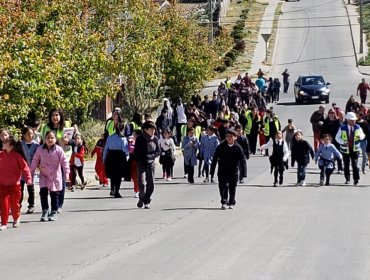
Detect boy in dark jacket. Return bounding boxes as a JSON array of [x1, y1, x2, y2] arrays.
[[210, 129, 247, 210], [134, 121, 160, 209], [235, 124, 249, 184]]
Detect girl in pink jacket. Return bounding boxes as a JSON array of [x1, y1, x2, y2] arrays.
[[31, 131, 70, 222]]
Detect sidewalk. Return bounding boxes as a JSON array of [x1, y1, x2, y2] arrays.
[[201, 0, 281, 96]]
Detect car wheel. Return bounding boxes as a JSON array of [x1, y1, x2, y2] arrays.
[[325, 97, 329, 104]]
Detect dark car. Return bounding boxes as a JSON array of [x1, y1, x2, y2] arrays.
[[294, 74, 330, 104]]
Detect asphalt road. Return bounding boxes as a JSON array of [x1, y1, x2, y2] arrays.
[[2, 1, 370, 280]]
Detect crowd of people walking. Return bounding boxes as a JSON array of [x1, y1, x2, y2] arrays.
[[1, 72, 370, 231]]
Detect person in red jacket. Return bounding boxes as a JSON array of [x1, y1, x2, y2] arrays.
[[0, 135, 32, 231], [69, 133, 88, 192], [91, 134, 108, 187]]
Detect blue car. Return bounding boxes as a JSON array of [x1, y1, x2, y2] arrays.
[[294, 74, 330, 104]]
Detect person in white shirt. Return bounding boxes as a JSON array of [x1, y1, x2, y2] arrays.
[[175, 98, 187, 144], [260, 131, 289, 187]]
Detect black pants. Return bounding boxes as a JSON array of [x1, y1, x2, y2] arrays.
[[138, 163, 155, 204], [58, 168, 66, 209], [176, 123, 186, 145], [273, 162, 285, 184], [343, 152, 360, 182], [319, 166, 333, 184], [110, 176, 122, 194], [184, 164, 194, 183], [218, 176, 238, 205], [283, 81, 289, 93], [71, 165, 85, 186], [20, 180, 35, 208], [40, 188, 59, 212], [198, 159, 204, 177]]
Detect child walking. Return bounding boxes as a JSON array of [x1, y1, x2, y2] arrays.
[[159, 129, 176, 181], [315, 134, 342, 185], [200, 125, 219, 183], [69, 133, 88, 191], [30, 131, 70, 221], [260, 131, 289, 187], [128, 130, 140, 197], [291, 131, 314, 186], [21, 127, 40, 213], [182, 128, 200, 184], [0, 136, 32, 230], [91, 134, 108, 187]]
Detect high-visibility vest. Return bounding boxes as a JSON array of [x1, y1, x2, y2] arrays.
[[264, 117, 280, 136], [105, 120, 116, 136], [130, 121, 140, 131], [339, 125, 361, 154], [181, 125, 201, 140], [244, 111, 253, 135]]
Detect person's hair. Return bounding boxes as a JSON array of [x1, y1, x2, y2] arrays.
[[322, 134, 332, 140], [288, 119, 293, 123], [275, 130, 283, 138], [142, 121, 156, 130], [21, 126, 33, 140], [187, 127, 195, 133], [3, 135, 27, 161], [131, 112, 143, 126], [234, 124, 242, 130], [45, 130, 57, 139], [0, 128, 10, 136], [207, 125, 217, 133], [144, 113, 151, 119], [133, 129, 142, 137], [327, 109, 337, 119], [294, 130, 303, 137], [47, 108, 65, 130]]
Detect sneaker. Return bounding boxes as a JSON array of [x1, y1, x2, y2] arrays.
[[203, 178, 209, 183], [166, 177, 172, 181], [354, 180, 359, 186], [95, 174, 99, 181], [211, 178, 215, 183], [57, 208, 62, 214], [228, 205, 234, 209], [81, 180, 88, 190], [221, 204, 227, 210], [26, 206, 35, 214], [102, 184, 109, 188], [296, 181, 301, 186], [109, 190, 115, 196], [301, 180, 306, 186], [162, 173, 166, 179], [144, 204, 151, 209], [13, 218, 20, 228], [40, 210, 49, 222], [70, 185, 76, 192], [48, 211, 58, 221], [337, 170, 342, 174], [345, 180, 350, 184], [137, 200, 144, 208], [0, 225, 7, 231], [134, 192, 139, 198], [325, 182, 330, 186], [273, 182, 277, 187], [362, 169, 366, 175], [320, 180, 324, 186], [239, 179, 244, 184]]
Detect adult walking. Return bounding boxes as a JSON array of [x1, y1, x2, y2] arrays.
[[103, 125, 129, 198], [134, 121, 160, 209], [357, 78, 370, 104], [281, 69, 290, 93], [310, 105, 326, 152], [335, 112, 365, 185], [210, 129, 246, 210]]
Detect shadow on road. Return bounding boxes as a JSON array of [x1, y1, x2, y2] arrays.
[[162, 207, 223, 211]]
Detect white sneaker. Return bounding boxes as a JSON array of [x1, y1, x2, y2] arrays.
[[134, 192, 139, 198], [301, 180, 306, 186], [166, 177, 172, 181], [221, 204, 227, 210], [0, 225, 7, 231], [13, 218, 20, 228]]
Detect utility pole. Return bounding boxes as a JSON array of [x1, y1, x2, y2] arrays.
[[208, 0, 213, 44], [360, 0, 364, 54]]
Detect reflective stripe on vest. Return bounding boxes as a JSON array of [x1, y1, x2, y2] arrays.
[[339, 126, 361, 154]]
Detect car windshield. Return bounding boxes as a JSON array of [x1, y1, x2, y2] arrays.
[[302, 76, 325, 86]]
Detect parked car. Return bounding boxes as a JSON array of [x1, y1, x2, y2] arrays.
[[294, 74, 330, 104]]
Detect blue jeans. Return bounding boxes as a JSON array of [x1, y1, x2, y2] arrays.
[[297, 164, 307, 182], [360, 140, 367, 171]]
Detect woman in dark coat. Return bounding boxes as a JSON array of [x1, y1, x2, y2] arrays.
[[103, 125, 129, 198]]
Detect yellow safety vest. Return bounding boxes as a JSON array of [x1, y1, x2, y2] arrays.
[[264, 117, 280, 137], [339, 126, 361, 154]]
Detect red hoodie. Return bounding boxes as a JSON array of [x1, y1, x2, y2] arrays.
[[0, 150, 32, 186]]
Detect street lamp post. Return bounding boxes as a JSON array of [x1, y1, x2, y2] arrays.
[[360, 0, 364, 54]]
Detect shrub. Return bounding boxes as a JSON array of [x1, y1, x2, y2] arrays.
[[215, 65, 227, 72], [225, 49, 240, 60], [233, 39, 246, 52], [79, 119, 105, 158], [224, 56, 234, 67], [232, 30, 245, 40]]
